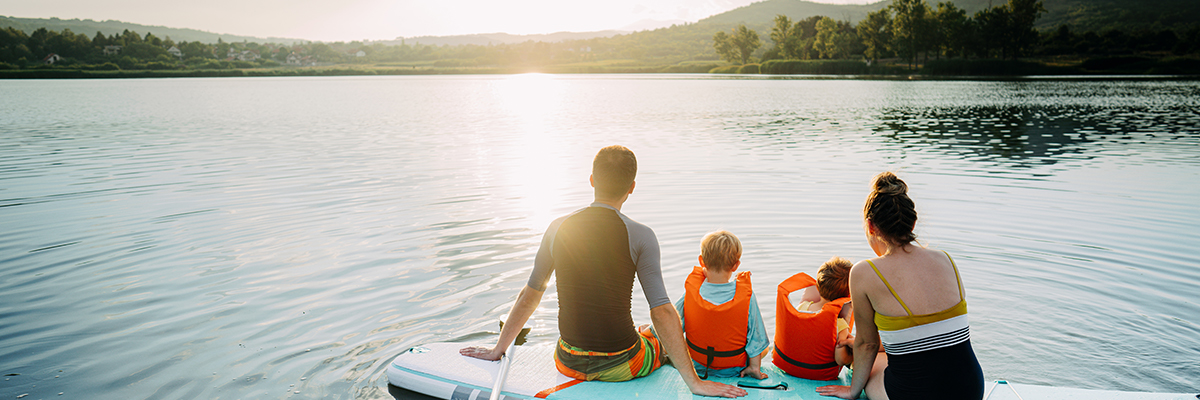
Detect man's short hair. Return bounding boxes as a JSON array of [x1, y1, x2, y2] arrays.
[[592, 145, 637, 199], [701, 230, 742, 272], [817, 257, 853, 300]]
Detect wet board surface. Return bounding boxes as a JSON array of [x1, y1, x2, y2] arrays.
[[387, 342, 1197, 400]]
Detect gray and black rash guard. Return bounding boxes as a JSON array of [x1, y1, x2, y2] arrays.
[[527, 202, 670, 353]]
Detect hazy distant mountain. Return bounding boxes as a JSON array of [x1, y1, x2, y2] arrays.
[[944, 0, 1198, 32], [4, 0, 1194, 50], [621, 19, 690, 31], [0, 15, 305, 44], [699, 0, 888, 26], [386, 31, 629, 47]]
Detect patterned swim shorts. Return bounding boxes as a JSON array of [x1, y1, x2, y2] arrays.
[[553, 325, 664, 382]]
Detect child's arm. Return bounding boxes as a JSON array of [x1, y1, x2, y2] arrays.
[[740, 352, 768, 379], [834, 327, 854, 366], [741, 293, 769, 379], [800, 285, 822, 304]]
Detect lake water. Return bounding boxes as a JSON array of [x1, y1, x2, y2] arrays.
[[1, 75, 1198, 399]]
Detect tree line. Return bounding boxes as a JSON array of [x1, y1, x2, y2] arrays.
[[3, 0, 1197, 74], [713, 0, 1200, 68]]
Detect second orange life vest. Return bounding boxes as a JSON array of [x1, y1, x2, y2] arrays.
[[772, 272, 853, 380]]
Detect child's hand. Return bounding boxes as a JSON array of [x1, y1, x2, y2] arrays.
[[739, 365, 767, 380]]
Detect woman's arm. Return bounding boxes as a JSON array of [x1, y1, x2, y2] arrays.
[[817, 262, 883, 399]]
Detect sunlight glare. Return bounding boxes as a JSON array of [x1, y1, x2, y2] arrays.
[[494, 74, 571, 231]]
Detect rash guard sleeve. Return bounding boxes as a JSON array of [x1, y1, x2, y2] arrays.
[[625, 218, 670, 309], [527, 215, 568, 291]]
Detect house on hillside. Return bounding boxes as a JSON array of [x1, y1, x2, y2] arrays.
[[167, 46, 183, 59], [42, 53, 63, 64], [226, 49, 260, 62], [355, 50, 366, 57], [103, 45, 122, 55], [287, 52, 301, 65]]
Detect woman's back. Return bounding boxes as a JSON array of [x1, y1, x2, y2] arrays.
[[860, 246, 964, 319], [816, 171, 983, 400]]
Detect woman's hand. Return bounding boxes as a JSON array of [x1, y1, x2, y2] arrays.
[[459, 345, 502, 361], [815, 384, 859, 399]]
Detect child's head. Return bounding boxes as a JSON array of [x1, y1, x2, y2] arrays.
[[700, 230, 742, 273], [817, 257, 853, 300]]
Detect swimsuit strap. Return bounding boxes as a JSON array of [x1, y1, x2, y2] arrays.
[[943, 251, 965, 302], [866, 259, 913, 316]]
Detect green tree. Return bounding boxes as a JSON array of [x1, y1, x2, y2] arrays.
[[814, 17, 858, 59], [794, 16, 823, 59], [890, 0, 931, 67], [91, 31, 107, 47], [120, 29, 142, 45], [122, 42, 168, 60], [770, 15, 798, 60], [713, 24, 761, 65], [1006, 0, 1046, 58], [144, 32, 162, 47], [974, 6, 1009, 58], [934, 2, 970, 58], [858, 8, 893, 63]]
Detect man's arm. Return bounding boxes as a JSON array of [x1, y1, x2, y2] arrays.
[[650, 303, 748, 398], [460, 285, 544, 360]]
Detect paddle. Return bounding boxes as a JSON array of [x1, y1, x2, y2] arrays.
[[984, 380, 1025, 400], [489, 320, 531, 400]]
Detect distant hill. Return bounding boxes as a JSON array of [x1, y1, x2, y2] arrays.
[[387, 30, 629, 47], [4, 0, 1194, 51], [698, 0, 1198, 33], [621, 19, 690, 32], [0, 15, 306, 44], [698, 0, 888, 27]]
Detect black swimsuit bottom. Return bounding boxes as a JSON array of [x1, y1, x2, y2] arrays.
[[883, 339, 984, 400]]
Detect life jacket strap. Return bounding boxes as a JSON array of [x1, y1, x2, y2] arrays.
[[774, 345, 838, 370], [686, 338, 746, 379]]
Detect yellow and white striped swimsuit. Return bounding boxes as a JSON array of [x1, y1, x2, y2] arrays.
[[868, 251, 970, 356]]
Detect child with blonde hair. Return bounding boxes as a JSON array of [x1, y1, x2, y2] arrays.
[[675, 230, 770, 379]]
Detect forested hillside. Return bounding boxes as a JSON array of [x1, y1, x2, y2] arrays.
[[702, 0, 1197, 32], [0, 16, 303, 45], [2, 0, 1197, 76]]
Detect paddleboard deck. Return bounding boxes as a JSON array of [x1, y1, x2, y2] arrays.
[[386, 342, 1196, 400]]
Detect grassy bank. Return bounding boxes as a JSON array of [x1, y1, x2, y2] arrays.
[[0, 59, 724, 79], [706, 56, 1200, 77], [3, 57, 1198, 79]]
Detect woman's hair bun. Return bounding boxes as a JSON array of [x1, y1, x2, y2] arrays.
[[872, 171, 908, 196], [864, 171, 917, 246]]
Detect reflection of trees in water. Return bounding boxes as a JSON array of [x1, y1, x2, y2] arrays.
[[724, 102, 1199, 169], [873, 105, 1200, 168]]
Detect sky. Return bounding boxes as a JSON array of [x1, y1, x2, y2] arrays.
[[0, 0, 876, 42]]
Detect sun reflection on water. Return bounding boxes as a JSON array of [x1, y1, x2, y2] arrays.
[[493, 73, 574, 232]]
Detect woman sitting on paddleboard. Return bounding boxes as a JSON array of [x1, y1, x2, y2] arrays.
[[816, 172, 983, 400]]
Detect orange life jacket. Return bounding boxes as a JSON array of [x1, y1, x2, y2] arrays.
[[683, 266, 752, 378], [772, 272, 853, 380]]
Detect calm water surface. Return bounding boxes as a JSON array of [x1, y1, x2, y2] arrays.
[[2, 75, 1198, 399]]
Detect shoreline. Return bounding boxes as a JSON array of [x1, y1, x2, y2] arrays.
[[3, 68, 1198, 80]]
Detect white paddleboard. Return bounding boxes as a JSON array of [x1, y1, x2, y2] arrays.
[[386, 342, 1196, 400], [388, 341, 846, 400]]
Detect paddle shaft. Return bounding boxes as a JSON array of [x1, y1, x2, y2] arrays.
[[489, 341, 516, 400]]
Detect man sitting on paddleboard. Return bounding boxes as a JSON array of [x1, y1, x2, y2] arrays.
[[460, 145, 747, 398]]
